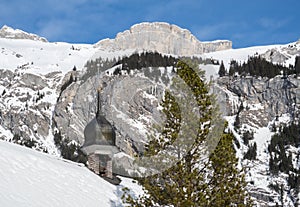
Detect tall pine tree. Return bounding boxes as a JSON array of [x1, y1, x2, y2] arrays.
[[123, 60, 252, 207], [208, 132, 252, 206]]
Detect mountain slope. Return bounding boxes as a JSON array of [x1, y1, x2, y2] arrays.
[[0, 37, 96, 75], [0, 140, 141, 207], [0, 25, 47, 42], [0, 23, 299, 206]]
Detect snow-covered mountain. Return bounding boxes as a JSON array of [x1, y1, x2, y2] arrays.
[[0, 25, 48, 42], [95, 22, 232, 55], [0, 23, 299, 206]]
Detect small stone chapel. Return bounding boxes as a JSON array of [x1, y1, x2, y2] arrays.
[[81, 87, 118, 179]]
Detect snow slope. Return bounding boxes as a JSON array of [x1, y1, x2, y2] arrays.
[[202, 41, 299, 70], [0, 38, 97, 75], [0, 140, 141, 207]]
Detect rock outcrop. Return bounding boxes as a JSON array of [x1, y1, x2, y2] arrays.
[[54, 68, 167, 155], [53, 62, 300, 159], [213, 76, 300, 127], [0, 69, 61, 154], [0, 25, 48, 42], [95, 22, 232, 55], [261, 40, 300, 65]]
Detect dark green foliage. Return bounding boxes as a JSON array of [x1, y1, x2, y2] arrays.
[[11, 133, 47, 152], [288, 172, 300, 190], [113, 67, 121, 75], [114, 51, 177, 72], [244, 142, 257, 160], [35, 91, 45, 102], [54, 131, 87, 165], [123, 61, 252, 206], [123, 60, 212, 206], [180, 56, 219, 65], [218, 61, 226, 77], [268, 123, 300, 194], [242, 130, 254, 146], [208, 133, 252, 206], [295, 56, 300, 75], [59, 73, 74, 98], [268, 132, 294, 174], [144, 90, 181, 156], [234, 136, 241, 149], [228, 56, 293, 78], [234, 103, 244, 130], [234, 114, 241, 129], [82, 57, 118, 81], [229, 60, 239, 76]]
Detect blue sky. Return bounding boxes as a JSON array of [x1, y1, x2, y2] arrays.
[[0, 0, 299, 48]]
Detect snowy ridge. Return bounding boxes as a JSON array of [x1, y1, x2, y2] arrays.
[[0, 38, 97, 75], [0, 25, 47, 42], [203, 40, 300, 70]]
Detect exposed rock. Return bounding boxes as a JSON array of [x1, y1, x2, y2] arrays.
[[95, 22, 231, 55], [249, 187, 278, 206], [261, 41, 300, 65], [262, 49, 289, 64], [53, 71, 166, 155], [18, 73, 48, 90], [213, 76, 300, 127], [0, 25, 48, 42], [0, 69, 61, 153]]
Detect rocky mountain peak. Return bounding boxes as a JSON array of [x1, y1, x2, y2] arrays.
[[0, 25, 48, 42], [95, 22, 232, 55]]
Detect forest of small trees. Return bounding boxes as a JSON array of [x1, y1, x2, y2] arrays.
[[113, 51, 178, 74], [268, 123, 300, 200], [218, 55, 300, 78]]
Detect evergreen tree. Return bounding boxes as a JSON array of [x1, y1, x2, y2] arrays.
[[295, 56, 300, 75], [218, 61, 226, 77], [244, 142, 257, 160], [208, 132, 252, 206], [123, 60, 252, 207]]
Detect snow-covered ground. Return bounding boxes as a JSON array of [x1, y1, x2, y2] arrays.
[[0, 140, 142, 207], [202, 42, 299, 70], [0, 38, 97, 75]]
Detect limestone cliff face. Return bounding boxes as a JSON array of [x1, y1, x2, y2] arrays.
[[95, 22, 232, 55], [213, 76, 300, 127], [53, 69, 167, 155], [0, 25, 48, 42], [0, 69, 61, 154], [53, 63, 300, 159]]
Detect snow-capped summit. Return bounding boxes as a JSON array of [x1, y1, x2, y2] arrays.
[[95, 22, 232, 55], [0, 25, 48, 42]]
